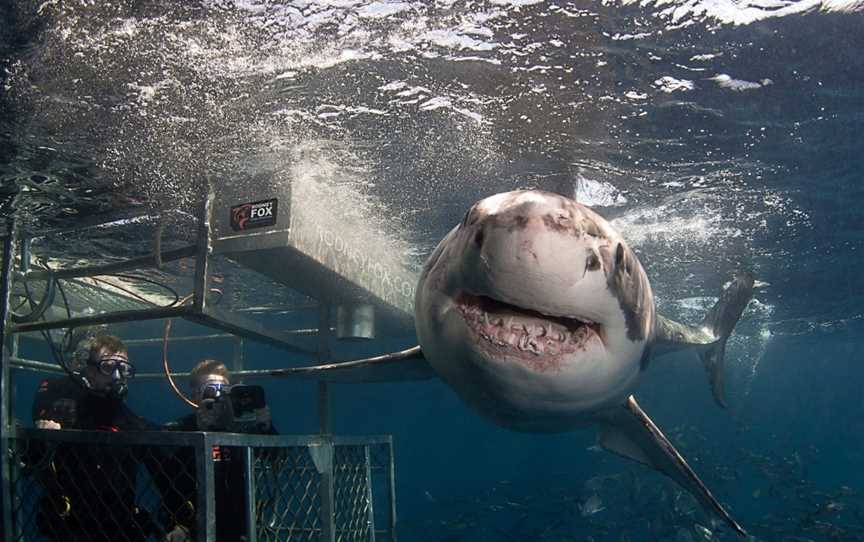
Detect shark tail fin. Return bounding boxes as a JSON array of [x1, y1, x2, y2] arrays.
[[699, 272, 755, 408]]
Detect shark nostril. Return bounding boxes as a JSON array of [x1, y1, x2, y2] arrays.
[[474, 229, 485, 248], [586, 250, 600, 271]]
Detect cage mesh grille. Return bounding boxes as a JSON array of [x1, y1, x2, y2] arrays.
[[7, 434, 394, 542]]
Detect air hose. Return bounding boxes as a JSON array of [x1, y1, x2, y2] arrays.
[[12, 268, 57, 323], [162, 293, 198, 408]]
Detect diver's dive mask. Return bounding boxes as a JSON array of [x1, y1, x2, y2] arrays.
[[95, 354, 136, 379], [199, 381, 228, 401], [87, 352, 133, 400]]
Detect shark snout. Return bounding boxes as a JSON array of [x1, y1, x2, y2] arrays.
[[455, 191, 620, 319], [458, 223, 612, 321], [476, 216, 589, 285]]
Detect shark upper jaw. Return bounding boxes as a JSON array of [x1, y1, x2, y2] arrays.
[[453, 290, 607, 367]]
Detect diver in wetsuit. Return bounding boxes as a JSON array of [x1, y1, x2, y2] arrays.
[[160, 359, 276, 542], [30, 334, 159, 542]]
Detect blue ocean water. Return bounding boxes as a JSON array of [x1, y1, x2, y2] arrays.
[[2, 1, 864, 540]]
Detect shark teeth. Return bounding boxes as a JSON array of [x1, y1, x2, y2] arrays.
[[456, 295, 601, 355]]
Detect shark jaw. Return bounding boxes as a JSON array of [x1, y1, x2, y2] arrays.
[[454, 291, 606, 373]]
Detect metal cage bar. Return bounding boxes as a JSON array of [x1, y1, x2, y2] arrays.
[[11, 305, 194, 333], [318, 303, 332, 436], [316, 440, 336, 542], [365, 445, 377, 542], [243, 446, 257, 542], [1, 220, 19, 542], [198, 433, 217, 541], [24, 245, 198, 281], [193, 190, 213, 315], [388, 441, 397, 541]]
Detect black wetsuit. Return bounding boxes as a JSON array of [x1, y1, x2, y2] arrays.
[[29, 377, 158, 542], [160, 412, 277, 542]]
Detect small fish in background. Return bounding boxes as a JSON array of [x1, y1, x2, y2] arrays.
[[423, 490, 436, 503], [837, 485, 855, 497], [821, 500, 845, 513], [579, 494, 606, 517], [584, 475, 604, 492], [674, 526, 695, 542], [693, 523, 718, 541], [673, 489, 697, 516], [810, 520, 849, 539], [583, 472, 623, 493]]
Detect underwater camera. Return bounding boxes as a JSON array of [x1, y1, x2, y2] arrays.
[[47, 398, 78, 428], [196, 384, 268, 433]]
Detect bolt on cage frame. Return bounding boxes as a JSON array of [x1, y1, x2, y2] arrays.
[[0, 187, 412, 541]]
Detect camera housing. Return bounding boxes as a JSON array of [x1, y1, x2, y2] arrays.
[[196, 384, 267, 432]]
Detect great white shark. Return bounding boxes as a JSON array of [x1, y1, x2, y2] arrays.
[[272, 189, 754, 536]]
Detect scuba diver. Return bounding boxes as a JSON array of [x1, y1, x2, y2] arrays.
[[165, 358, 273, 434], [159, 359, 276, 542], [29, 334, 160, 541], [33, 335, 146, 430]]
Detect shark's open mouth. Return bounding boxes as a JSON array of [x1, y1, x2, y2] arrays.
[[455, 292, 604, 360]]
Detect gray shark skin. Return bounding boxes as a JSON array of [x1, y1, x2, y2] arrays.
[[270, 190, 753, 537]]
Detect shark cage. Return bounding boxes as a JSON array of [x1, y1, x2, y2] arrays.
[[0, 177, 418, 541]]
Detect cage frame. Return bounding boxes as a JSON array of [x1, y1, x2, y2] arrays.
[[0, 188, 407, 541]]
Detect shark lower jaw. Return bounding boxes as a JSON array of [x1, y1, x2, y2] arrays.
[[454, 292, 605, 370]]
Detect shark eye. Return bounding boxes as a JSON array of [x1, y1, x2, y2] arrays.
[[615, 243, 630, 274]]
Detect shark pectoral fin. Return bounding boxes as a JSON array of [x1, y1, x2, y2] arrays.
[[654, 272, 755, 408], [265, 346, 437, 383], [598, 396, 747, 538]]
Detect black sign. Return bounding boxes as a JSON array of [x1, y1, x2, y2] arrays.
[[230, 198, 278, 231]]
